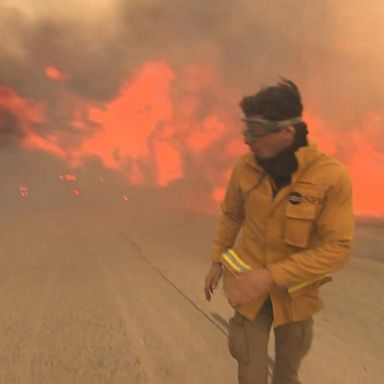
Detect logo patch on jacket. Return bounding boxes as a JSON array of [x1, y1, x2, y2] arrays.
[[288, 192, 303, 205], [288, 192, 324, 205]]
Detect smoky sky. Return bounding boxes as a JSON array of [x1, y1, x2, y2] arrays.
[[0, 0, 383, 148]]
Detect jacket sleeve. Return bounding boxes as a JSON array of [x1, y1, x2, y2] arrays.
[[211, 163, 245, 263], [268, 168, 354, 288]]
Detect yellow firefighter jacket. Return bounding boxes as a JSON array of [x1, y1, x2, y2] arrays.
[[211, 143, 354, 327]]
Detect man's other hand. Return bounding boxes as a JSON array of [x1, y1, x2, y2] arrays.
[[204, 263, 223, 301], [226, 268, 274, 307]]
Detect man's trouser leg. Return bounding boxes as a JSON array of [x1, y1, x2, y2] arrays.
[[228, 299, 273, 384], [272, 318, 314, 384]]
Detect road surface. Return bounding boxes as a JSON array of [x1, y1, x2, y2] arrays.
[[0, 193, 383, 383]]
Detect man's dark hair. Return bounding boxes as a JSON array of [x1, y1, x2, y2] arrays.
[[240, 78, 303, 120], [240, 78, 308, 143]]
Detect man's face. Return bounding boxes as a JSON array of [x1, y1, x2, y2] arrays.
[[243, 115, 295, 159]]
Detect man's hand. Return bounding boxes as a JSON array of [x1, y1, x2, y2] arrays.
[[226, 268, 274, 307], [204, 263, 223, 301]]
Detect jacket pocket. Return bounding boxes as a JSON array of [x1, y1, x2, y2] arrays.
[[228, 313, 249, 364], [283, 202, 318, 248]]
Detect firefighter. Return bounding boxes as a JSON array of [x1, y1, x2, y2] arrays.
[[204, 79, 354, 384]]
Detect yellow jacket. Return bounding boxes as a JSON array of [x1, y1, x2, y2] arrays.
[[211, 143, 354, 326]]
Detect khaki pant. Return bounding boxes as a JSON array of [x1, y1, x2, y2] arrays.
[[228, 298, 313, 384]]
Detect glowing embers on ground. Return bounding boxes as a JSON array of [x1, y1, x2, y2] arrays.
[[56, 173, 130, 202], [19, 185, 29, 198], [59, 173, 80, 197], [59, 174, 77, 182]]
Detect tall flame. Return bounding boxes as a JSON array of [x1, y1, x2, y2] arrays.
[[1, 62, 383, 218]]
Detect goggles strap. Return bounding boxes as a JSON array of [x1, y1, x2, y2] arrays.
[[241, 116, 303, 128]]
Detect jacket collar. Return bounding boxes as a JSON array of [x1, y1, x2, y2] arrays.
[[292, 142, 321, 183], [241, 142, 319, 175]]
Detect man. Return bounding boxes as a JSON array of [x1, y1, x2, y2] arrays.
[[204, 79, 354, 384]]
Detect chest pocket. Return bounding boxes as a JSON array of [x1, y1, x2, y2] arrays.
[[283, 190, 323, 248]]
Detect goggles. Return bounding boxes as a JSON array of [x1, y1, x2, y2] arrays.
[[242, 116, 303, 139]]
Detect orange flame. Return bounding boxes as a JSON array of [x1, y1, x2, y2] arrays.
[[1, 64, 383, 218], [0, 87, 44, 132], [45, 66, 67, 81], [77, 62, 176, 179]]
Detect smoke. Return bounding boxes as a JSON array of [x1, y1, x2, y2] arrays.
[[0, 0, 383, 215], [121, 0, 384, 130], [1, 0, 383, 121]]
